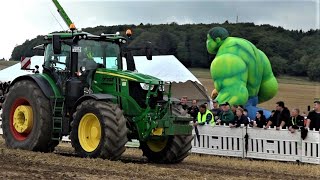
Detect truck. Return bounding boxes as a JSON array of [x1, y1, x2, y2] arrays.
[[0, 0, 193, 163]]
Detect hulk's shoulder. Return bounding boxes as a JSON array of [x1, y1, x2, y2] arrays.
[[222, 37, 256, 48], [217, 37, 258, 56]]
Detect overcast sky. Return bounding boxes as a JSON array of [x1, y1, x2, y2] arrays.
[[0, 0, 319, 59]]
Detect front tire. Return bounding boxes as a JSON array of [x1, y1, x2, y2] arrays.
[[1, 80, 58, 152], [140, 135, 193, 163], [70, 100, 128, 160]]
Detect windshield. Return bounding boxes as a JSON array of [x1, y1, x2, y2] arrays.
[[44, 44, 71, 70], [44, 40, 121, 71], [78, 40, 120, 70]]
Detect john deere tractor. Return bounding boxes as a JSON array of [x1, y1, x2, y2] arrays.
[[1, 0, 193, 163]]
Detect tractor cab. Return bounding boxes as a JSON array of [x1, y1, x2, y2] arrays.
[[39, 31, 165, 121], [43, 32, 124, 75]]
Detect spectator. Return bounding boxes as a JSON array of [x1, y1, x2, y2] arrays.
[[253, 110, 267, 128], [265, 101, 290, 130], [231, 105, 238, 115], [195, 104, 215, 127], [301, 111, 307, 118], [288, 108, 304, 133], [187, 100, 199, 122], [301, 111, 308, 126], [305, 100, 320, 131], [243, 109, 252, 125], [211, 99, 221, 118], [178, 96, 189, 110], [177, 96, 189, 116], [266, 110, 276, 122], [230, 107, 248, 128], [216, 102, 234, 125]]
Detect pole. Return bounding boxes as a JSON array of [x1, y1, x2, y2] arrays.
[[244, 125, 249, 156], [193, 119, 200, 144]]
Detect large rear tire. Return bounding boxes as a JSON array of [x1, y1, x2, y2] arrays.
[[1, 80, 58, 152], [140, 135, 193, 163], [70, 100, 128, 160]]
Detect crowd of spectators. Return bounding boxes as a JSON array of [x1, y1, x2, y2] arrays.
[[176, 96, 320, 134]]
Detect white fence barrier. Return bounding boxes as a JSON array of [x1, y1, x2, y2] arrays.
[[191, 125, 320, 164], [192, 125, 244, 157]]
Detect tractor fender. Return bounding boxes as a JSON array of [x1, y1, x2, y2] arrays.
[[73, 94, 116, 111], [10, 75, 56, 99]]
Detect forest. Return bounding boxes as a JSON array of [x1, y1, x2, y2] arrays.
[[10, 22, 320, 80]]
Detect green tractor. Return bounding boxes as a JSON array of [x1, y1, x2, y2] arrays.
[[1, 0, 193, 163]]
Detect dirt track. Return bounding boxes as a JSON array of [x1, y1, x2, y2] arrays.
[[0, 137, 319, 180]]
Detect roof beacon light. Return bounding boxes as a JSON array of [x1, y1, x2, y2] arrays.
[[69, 23, 76, 31], [126, 29, 132, 37]]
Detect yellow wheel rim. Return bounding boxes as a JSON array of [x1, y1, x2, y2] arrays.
[[13, 105, 33, 133], [147, 138, 168, 152], [78, 113, 101, 152]]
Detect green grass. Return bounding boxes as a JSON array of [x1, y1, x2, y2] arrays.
[[0, 61, 19, 70]]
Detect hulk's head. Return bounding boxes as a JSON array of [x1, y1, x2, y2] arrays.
[[206, 27, 229, 54]]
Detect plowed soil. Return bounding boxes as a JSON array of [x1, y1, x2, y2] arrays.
[[0, 137, 319, 180]]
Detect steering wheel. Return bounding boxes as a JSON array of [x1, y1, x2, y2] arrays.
[[50, 60, 67, 71], [50, 60, 66, 65]]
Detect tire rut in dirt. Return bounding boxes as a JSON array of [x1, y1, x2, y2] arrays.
[[70, 100, 128, 160], [1, 80, 58, 152]]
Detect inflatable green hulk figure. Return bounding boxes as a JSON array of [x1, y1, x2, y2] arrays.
[[206, 27, 278, 119]]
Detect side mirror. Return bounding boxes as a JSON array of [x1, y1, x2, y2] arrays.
[[52, 35, 61, 54], [32, 44, 45, 51], [145, 41, 152, 60]]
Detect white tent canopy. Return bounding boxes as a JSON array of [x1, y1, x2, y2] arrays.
[[132, 55, 200, 84], [0, 56, 44, 82], [0, 55, 210, 102], [129, 55, 210, 102]]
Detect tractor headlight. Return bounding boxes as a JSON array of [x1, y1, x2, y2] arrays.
[[140, 83, 154, 91]]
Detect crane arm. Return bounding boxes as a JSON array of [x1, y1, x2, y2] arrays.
[[52, 0, 75, 29]]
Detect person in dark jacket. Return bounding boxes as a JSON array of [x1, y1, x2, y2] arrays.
[[265, 101, 290, 130], [187, 99, 199, 122], [254, 110, 267, 128], [211, 99, 221, 117], [305, 100, 320, 131], [288, 108, 304, 133], [230, 107, 248, 128]]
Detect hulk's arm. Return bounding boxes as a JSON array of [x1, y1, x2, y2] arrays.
[[211, 53, 249, 105], [257, 50, 278, 103]]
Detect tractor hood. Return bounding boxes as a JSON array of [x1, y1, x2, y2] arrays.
[[95, 68, 162, 84]]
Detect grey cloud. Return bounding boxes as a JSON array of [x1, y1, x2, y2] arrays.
[[54, 1, 318, 31]]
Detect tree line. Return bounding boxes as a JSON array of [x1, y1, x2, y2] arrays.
[[11, 22, 320, 80]]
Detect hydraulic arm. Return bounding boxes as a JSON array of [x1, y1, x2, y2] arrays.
[[52, 0, 75, 29]]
